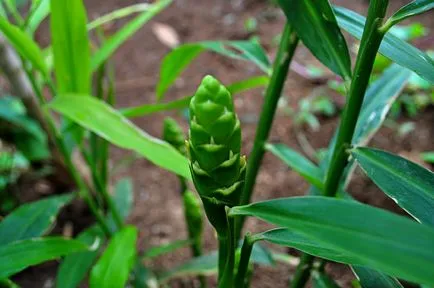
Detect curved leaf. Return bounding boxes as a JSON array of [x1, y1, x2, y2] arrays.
[[229, 196, 434, 285], [91, 0, 172, 71], [47, 95, 191, 179], [265, 143, 323, 190], [254, 228, 362, 265], [51, 0, 90, 94], [278, 0, 351, 79], [0, 17, 47, 75], [123, 76, 269, 118], [56, 226, 106, 288], [27, 0, 50, 35], [0, 194, 74, 245], [388, 0, 434, 27], [352, 147, 434, 226], [156, 41, 270, 100], [335, 6, 434, 84], [89, 226, 137, 288], [0, 237, 89, 279], [352, 266, 403, 288]]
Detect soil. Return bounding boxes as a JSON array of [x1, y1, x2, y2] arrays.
[[9, 0, 434, 287]]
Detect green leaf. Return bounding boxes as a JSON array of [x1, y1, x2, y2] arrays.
[[156, 41, 270, 100], [352, 147, 434, 226], [265, 143, 323, 190], [0, 17, 47, 75], [352, 266, 403, 288], [0, 194, 74, 245], [50, 0, 90, 94], [254, 228, 362, 264], [89, 226, 138, 288], [122, 76, 269, 118], [387, 0, 434, 27], [229, 196, 434, 285], [353, 64, 412, 145], [143, 239, 191, 259], [159, 252, 218, 282], [48, 95, 191, 179], [27, 0, 50, 35], [87, 3, 150, 31], [107, 178, 134, 232], [91, 0, 172, 71], [335, 6, 434, 84], [421, 152, 434, 163], [278, 0, 351, 79], [312, 271, 341, 288], [0, 237, 89, 279], [56, 226, 106, 288]]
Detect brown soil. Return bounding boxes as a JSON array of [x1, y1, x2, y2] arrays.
[[10, 0, 434, 287]]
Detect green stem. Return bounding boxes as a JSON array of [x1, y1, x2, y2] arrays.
[[218, 214, 236, 288], [237, 23, 299, 240], [235, 233, 254, 288], [290, 1, 389, 287]]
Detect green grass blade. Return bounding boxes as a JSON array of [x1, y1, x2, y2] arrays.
[[335, 6, 434, 84], [278, 0, 351, 79], [87, 3, 150, 31], [89, 226, 137, 288], [156, 41, 270, 100], [47, 95, 191, 179], [124, 76, 269, 118], [352, 266, 404, 288], [27, 0, 50, 35], [50, 0, 91, 94], [56, 226, 106, 288], [0, 194, 74, 245], [352, 147, 434, 226], [265, 143, 323, 190], [0, 237, 89, 279], [143, 239, 191, 260], [387, 0, 434, 27], [229, 196, 434, 285], [0, 17, 47, 75], [91, 0, 172, 71]]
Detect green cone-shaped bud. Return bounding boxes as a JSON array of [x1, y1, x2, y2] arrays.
[[183, 190, 204, 256], [187, 75, 246, 232], [163, 117, 186, 155]]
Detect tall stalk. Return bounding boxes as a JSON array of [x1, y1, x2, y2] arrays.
[[236, 23, 299, 239], [290, 1, 389, 286]]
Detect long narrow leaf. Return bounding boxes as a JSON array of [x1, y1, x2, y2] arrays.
[[352, 147, 434, 226], [278, 0, 351, 79], [0, 237, 89, 279], [51, 0, 90, 94], [91, 0, 172, 71], [352, 266, 404, 288], [335, 6, 434, 84], [156, 41, 270, 100], [89, 226, 137, 288], [56, 226, 106, 288], [123, 75, 269, 118], [0, 17, 47, 75], [27, 0, 50, 34], [230, 196, 434, 285], [0, 194, 74, 245], [265, 143, 323, 190], [48, 95, 191, 179], [387, 0, 434, 27]]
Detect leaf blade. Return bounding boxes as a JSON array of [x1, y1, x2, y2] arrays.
[[352, 147, 434, 226], [388, 0, 434, 26], [0, 194, 74, 245], [89, 226, 138, 288], [48, 95, 191, 179]]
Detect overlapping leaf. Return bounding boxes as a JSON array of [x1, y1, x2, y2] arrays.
[[387, 0, 434, 27], [352, 266, 403, 288]]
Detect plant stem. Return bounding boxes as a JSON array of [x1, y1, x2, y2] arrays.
[[290, 1, 389, 287], [237, 22, 299, 240], [218, 214, 236, 288], [235, 233, 254, 288]]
